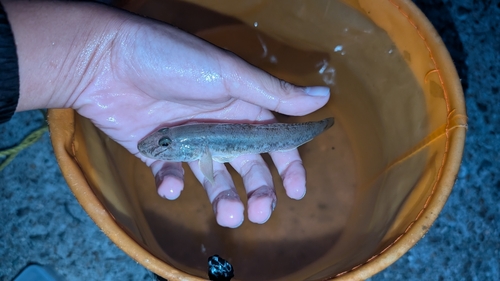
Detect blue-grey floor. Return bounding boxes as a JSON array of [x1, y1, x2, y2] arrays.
[[1, 0, 499, 280]]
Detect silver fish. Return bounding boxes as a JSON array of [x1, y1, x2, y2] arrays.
[[138, 117, 334, 183]]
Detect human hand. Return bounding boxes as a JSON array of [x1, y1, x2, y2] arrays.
[[6, 1, 330, 228]]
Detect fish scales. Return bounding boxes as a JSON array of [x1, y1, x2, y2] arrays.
[[202, 122, 329, 156], [137, 117, 334, 163]]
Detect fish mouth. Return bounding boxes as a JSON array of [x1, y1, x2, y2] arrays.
[[137, 136, 162, 158]]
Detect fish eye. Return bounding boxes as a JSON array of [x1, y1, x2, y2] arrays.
[[158, 137, 172, 147]]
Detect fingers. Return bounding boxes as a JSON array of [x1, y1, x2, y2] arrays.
[[153, 150, 306, 228], [189, 154, 278, 226], [220, 54, 330, 116], [153, 160, 245, 228], [229, 155, 277, 224], [151, 161, 185, 200], [269, 150, 307, 200], [188, 161, 245, 228]]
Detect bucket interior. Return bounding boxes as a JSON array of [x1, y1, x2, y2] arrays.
[[55, 0, 466, 280]]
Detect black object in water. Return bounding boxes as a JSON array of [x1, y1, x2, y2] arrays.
[[208, 255, 234, 281]]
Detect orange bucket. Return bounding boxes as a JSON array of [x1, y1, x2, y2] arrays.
[[48, 0, 467, 280]]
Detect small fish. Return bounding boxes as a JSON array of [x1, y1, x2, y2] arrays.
[[138, 118, 334, 183]]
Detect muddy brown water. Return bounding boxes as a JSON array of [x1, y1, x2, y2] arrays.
[[81, 0, 427, 280]]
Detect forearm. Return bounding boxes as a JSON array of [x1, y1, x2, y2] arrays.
[[1, 0, 126, 111]]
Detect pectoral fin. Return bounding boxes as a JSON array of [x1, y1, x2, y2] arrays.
[[199, 147, 215, 184]]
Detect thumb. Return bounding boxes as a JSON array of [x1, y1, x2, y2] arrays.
[[222, 55, 330, 116]]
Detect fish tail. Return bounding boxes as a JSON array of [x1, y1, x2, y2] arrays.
[[322, 117, 335, 131]]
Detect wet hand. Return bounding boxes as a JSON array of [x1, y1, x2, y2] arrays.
[[7, 1, 330, 228], [72, 10, 330, 228]]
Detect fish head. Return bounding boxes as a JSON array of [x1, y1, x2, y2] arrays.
[[137, 127, 203, 162]]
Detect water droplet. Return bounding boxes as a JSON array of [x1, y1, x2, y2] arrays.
[[334, 45, 343, 52], [254, 22, 259, 27], [388, 49, 394, 54], [316, 59, 328, 74], [315, 59, 336, 85]]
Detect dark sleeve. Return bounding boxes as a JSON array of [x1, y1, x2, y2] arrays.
[[0, 2, 20, 124]]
